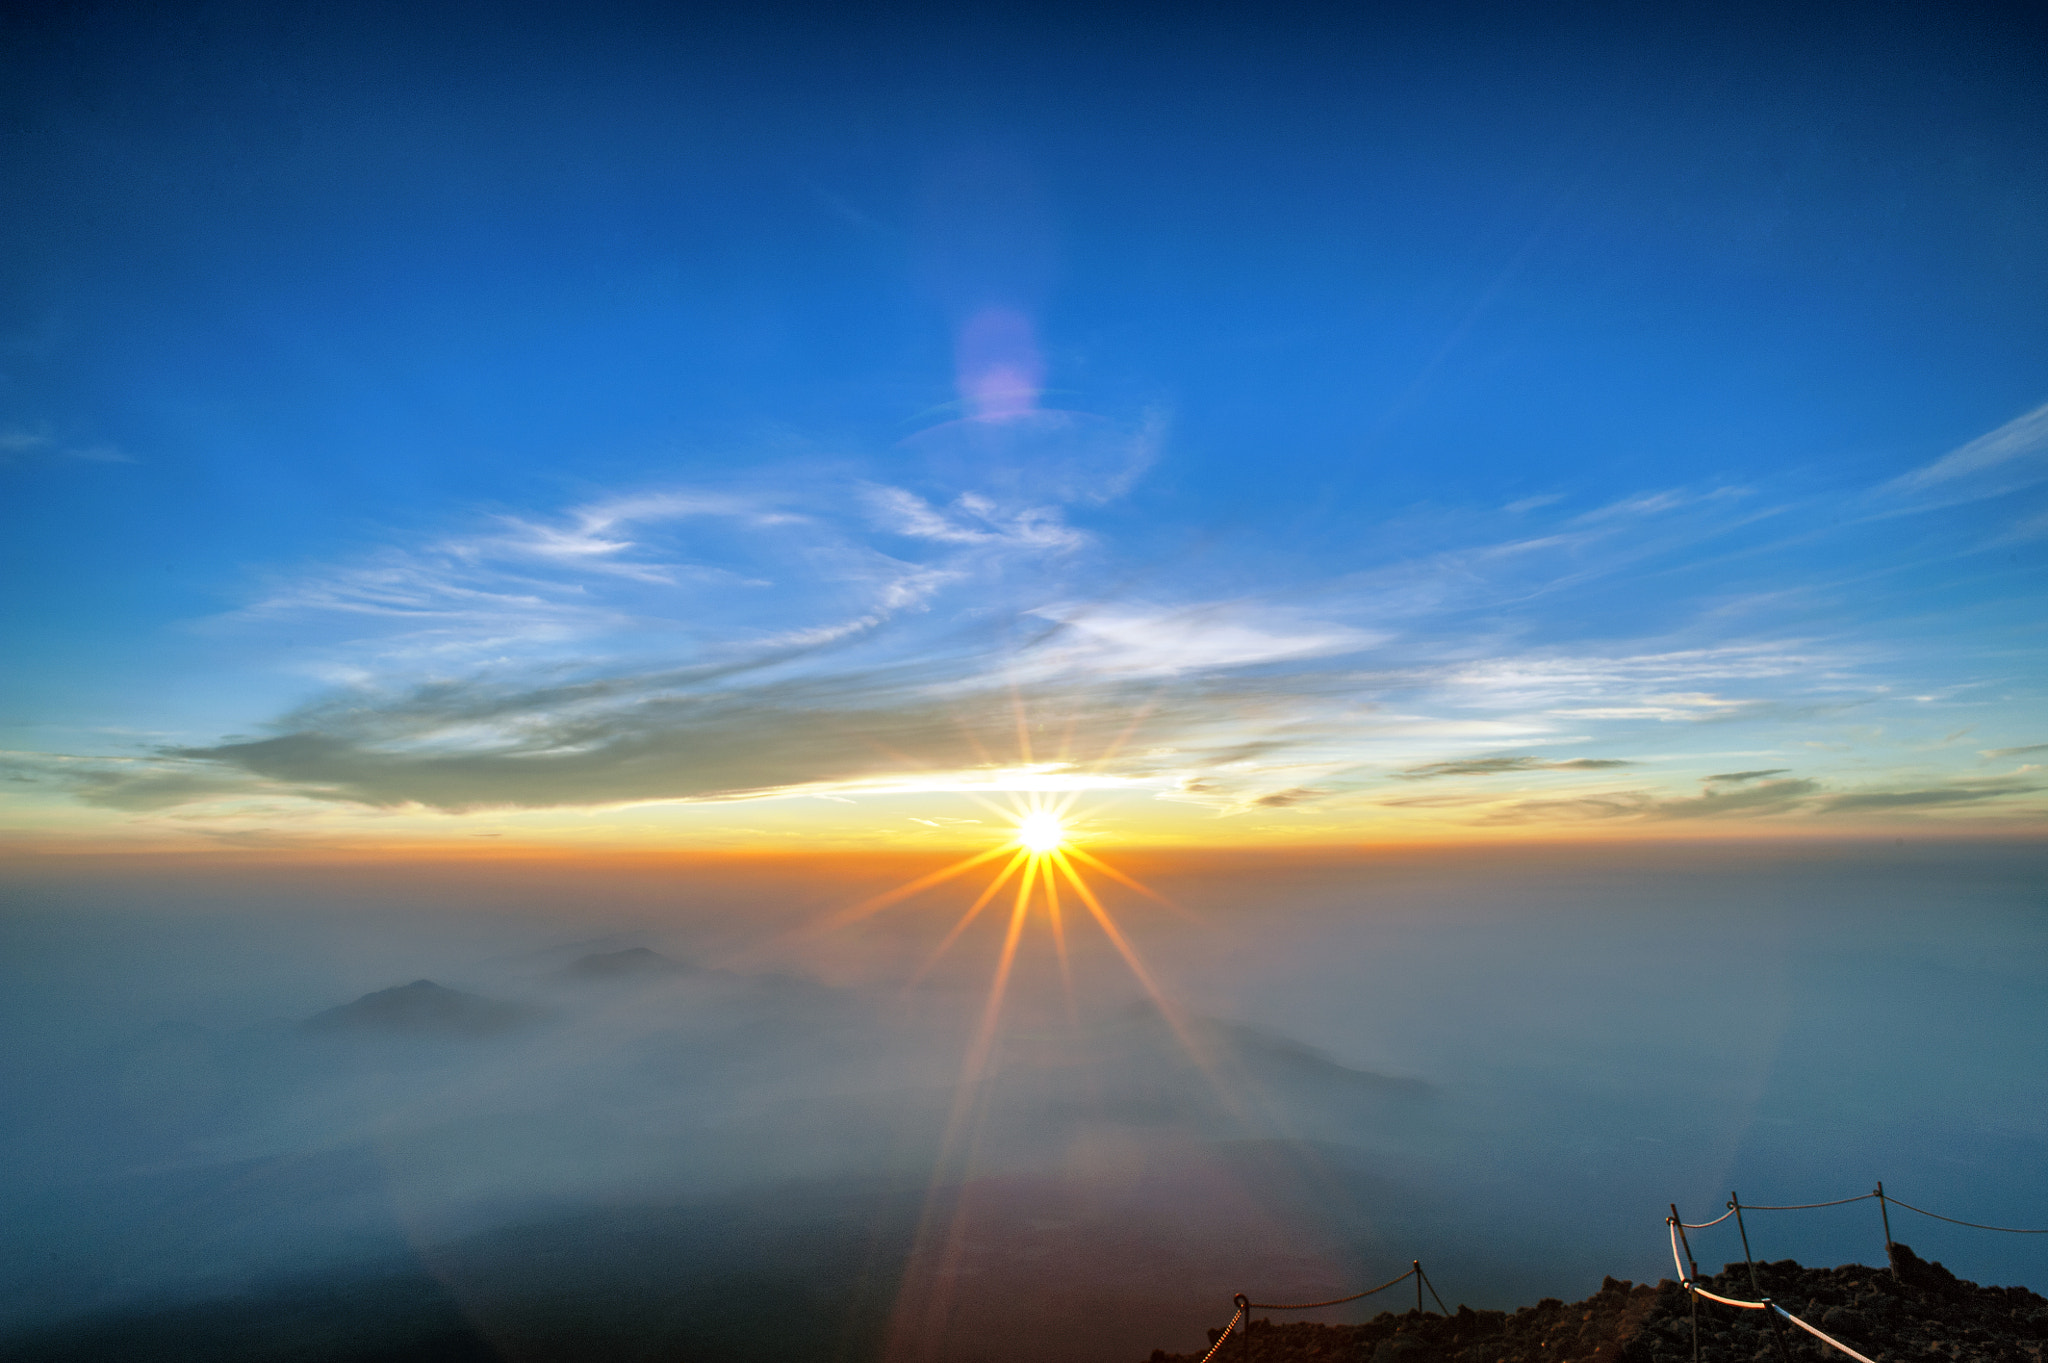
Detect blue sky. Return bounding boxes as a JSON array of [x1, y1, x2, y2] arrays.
[[3, 1, 2045, 848]]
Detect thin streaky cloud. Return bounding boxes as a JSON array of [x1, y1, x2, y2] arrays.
[[1394, 756, 1633, 779], [1820, 781, 2041, 812], [1886, 400, 2048, 496], [1470, 774, 2041, 826], [19, 437, 2039, 834], [1017, 603, 1382, 682], [0, 424, 136, 464], [865, 485, 1087, 550], [1567, 486, 1749, 525]]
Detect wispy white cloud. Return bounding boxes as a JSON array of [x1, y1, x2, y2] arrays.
[[1886, 400, 2048, 501], [1550, 692, 1761, 722], [0, 423, 136, 464], [1441, 645, 1822, 716], [64, 443, 136, 464], [1394, 755, 1633, 779], [1997, 505, 2048, 544], [1019, 602, 1382, 681], [865, 485, 1087, 550], [1448, 771, 2042, 826], [231, 487, 877, 669], [0, 748, 295, 812], [1568, 486, 1750, 525], [20, 422, 2040, 835]]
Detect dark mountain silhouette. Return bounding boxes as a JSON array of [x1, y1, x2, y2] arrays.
[[558, 946, 692, 981], [300, 980, 537, 1037], [974, 999, 1433, 1140]]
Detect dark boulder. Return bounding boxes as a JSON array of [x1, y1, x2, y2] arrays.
[[1887, 1242, 1959, 1291], [1371, 1331, 1436, 1363]]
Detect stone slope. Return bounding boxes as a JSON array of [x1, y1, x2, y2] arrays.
[[1145, 1246, 2048, 1363]]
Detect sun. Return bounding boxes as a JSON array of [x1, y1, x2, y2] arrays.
[[1014, 810, 1065, 853], [821, 793, 1180, 1027], [811, 729, 1196, 1085]]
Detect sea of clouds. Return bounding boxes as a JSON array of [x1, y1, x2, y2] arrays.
[[3, 843, 2043, 1361]]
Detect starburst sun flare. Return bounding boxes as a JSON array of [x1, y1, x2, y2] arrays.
[[1013, 810, 1066, 853], [816, 792, 1183, 1057]]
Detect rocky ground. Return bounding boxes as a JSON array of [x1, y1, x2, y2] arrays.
[[1145, 1245, 2048, 1363]]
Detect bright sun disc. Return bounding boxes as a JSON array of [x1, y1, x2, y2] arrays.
[[1015, 812, 1065, 853]]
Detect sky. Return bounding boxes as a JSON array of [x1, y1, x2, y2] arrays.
[[4, 11, 2048, 1359], [2, 1, 2047, 854]]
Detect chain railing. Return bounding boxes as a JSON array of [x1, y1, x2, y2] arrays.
[[1661, 1183, 2048, 1363], [1185, 1183, 2044, 1363]]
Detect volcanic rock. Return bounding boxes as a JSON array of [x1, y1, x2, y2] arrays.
[[1143, 1259, 2048, 1363]]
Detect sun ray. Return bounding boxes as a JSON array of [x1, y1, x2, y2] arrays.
[[892, 856, 1044, 1358], [952, 704, 1000, 770], [1049, 850, 1223, 1085], [1050, 700, 1084, 768], [906, 848, 1030, 988], [1042, 861, 1078, 1026], [1009, 684, 1033, 767], [810, 842, 1013, 930], [1047, 852, 1164, 1002], [958, 855, 1037, 1088], [1062, 843, 1187, 914], [1049, 786, 1087, 820], [856, 706, 1256, 1360], [958, 790, 1018, 821], [1079, 686, 1166, 773]]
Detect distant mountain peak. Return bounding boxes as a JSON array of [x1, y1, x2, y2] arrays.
[[301, 979, 537, 1036], [559, 946, 691, 981]]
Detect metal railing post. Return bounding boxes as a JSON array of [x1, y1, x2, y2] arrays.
[[1875, 1182, 1896, 1276], [1688, 1273, 1700, 1363], [1418, 1262, 1449, 1315], [1671, 1204, 1701, 1283], [1671, 1206, 1702, 1363], [1731, 1193, 1796, 1363], [1732, 1193, 1761, 1298]]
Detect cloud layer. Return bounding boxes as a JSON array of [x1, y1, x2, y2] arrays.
[[12, 399, 2048, 838]]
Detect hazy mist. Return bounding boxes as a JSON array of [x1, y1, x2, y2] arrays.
[[4, 843, 2044, 1361]]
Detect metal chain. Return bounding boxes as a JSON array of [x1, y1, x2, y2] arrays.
[[1884, 1196, 2048, 1234], [1247, 1266, 1417, 1312]]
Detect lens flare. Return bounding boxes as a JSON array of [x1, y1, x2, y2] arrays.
[[1014, 811, 1064, 852]]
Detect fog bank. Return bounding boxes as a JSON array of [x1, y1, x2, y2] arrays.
[[3, 842, 2043, 1361]]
